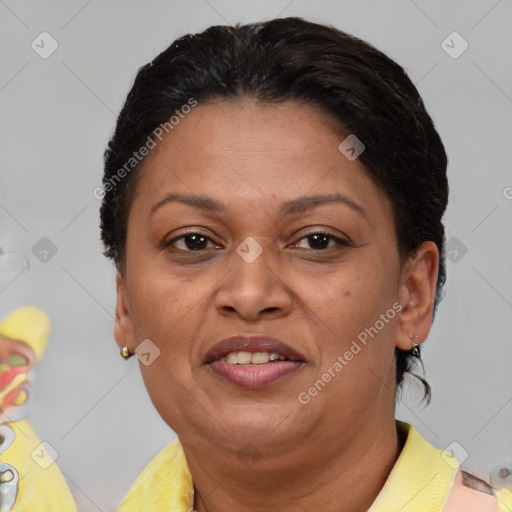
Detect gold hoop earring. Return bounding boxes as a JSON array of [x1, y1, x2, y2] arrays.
[[120, 346, 133, 359]]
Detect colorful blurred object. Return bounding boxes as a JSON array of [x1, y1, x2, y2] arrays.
[[0, 306, 77, 511]]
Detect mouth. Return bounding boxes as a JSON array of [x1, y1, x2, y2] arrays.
[[203, 334, 305, 389]]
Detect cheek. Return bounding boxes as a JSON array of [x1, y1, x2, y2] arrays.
[[312, 257, 396, 329], [307, 257, 399, 376], [127, 254, 195, 341], [127, 261, 206, 388], [139, 364, 183, 425]]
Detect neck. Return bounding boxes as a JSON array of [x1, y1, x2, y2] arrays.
[[183, 418, 404, 512]]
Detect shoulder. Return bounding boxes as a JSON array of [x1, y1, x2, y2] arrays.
[[390, 422, 511, 512], [116, 438, 194, 512], [444, 468, 512, 512]]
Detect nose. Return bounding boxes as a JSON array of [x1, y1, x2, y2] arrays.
[[214, 240, 293, 322]]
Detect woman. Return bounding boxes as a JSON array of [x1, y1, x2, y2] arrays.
[[99, 17, 512, 512]]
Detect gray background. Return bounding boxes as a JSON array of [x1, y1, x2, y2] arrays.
[[1, 1, 511, 510]]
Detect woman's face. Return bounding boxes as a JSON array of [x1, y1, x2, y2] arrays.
[[115, 99, 437, 465]]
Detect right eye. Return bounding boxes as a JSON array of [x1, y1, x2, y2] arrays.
[[165, 232, 222, 252]]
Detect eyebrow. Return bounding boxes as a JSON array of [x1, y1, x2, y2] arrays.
[[150, 192, 368, 220]]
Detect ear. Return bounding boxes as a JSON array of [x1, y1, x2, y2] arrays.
[[114, 272, 135, 351], [395, 241, 439, 351]]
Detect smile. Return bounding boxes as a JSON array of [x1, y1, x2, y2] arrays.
[[203, 334, 306, 389], [219, 350, 288, 364]]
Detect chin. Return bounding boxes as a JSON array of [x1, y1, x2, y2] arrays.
[[191, 404, 309, 451]]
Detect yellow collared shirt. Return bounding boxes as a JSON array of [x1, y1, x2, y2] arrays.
[[117, 421, 512, 512]]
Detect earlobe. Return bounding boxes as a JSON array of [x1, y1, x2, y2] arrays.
[[395, 241, 439, 351], [113, 273, 135, 351]]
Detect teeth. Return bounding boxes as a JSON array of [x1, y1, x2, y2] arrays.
[[251, 352, 269, 364], [218, 351, 287, 364], [237, 351, 252, 364], [226, 352, 239, 364]]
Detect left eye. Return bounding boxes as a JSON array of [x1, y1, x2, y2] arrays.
[[292, 232, 349, 250]]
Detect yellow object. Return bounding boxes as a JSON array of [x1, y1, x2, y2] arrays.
[[12, 390, 27, 407], [117, 432, 194, 512], [117, 420, 512, 512], [0, 306, 78, 510], [0, 307, 50, 362], [498, 488, 512, 512], [1, 469, 14, 482], [0, 419, 77, 511]]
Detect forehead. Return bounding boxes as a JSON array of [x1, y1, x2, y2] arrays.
[[140, 99, 347, 179], [123, 99, 394, 240], [128, 99, 392, 226]]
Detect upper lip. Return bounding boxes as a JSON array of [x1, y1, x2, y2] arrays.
[[203, 334, 305, 364]]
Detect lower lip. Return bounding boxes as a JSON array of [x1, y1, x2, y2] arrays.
[[208, 360, 303, 388]]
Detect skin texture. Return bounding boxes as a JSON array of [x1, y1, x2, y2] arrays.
[[114, 99, 439, 512]]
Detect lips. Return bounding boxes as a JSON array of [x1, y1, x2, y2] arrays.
[[203, 334, 305, 389]]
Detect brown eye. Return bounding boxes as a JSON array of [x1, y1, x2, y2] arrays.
[[175, 234, 209, 250], [293, 232, 350, 251], [9, 354, 28, 367], [166, 232, 222, 252]]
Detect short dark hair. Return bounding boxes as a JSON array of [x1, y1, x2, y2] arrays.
[[100, 16, 448, 404]]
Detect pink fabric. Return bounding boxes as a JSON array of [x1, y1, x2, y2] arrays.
[[444, 470, 501, 512]]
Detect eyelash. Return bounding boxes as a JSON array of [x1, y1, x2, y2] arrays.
[[164, 230, 351, 252]]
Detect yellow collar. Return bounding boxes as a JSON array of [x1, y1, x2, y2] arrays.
[[117, 420, 459, 512], [368, 420, 457, 511]]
